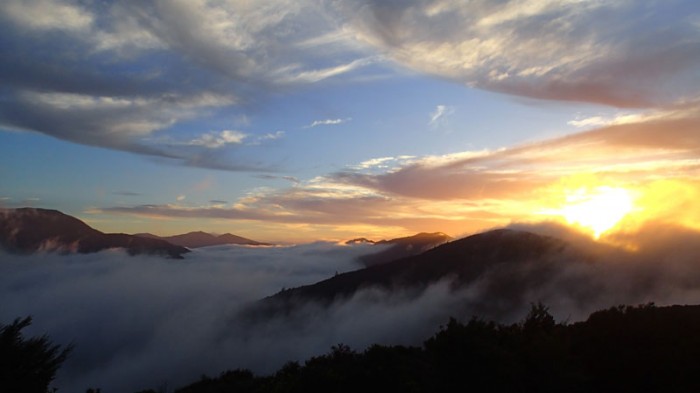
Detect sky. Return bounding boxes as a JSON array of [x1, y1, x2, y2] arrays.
[[1, 0, 700, 242]]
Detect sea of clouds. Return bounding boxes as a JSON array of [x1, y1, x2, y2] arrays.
[[4, 223, 700, 392], [0, 242, 386, 392]]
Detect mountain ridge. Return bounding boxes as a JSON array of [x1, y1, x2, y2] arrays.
[[134, 231, 271, 248], [256, 229, 595, 317], [352, 231, 453, 267], [0, 208, 189, 259]]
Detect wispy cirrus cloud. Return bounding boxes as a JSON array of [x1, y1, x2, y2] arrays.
[[350, 156, 416, 171], [429, 105, 455, 128], [567, 112, 647, 129], [247, 131, 285, 146], [275, 58, 375, 84], [259, 131, 285, 141], [187, 130, 247, 149], [255, 174, 301, 184], [304, 117, 353, 128]]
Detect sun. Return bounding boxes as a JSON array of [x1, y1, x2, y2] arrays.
[[557, 186, 634, 238]]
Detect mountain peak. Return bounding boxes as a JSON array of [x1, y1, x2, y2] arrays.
[[260, 228, 588, 315], [1, 207, 98, 236], [345, 237, 376, 245], [135, 231, 269, 248], [375, 232, 452, 244], [0, 208, 189, 258], [185, 231, 211, 236], [358, 231, 453, 266]]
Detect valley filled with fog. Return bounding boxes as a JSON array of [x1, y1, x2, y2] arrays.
[[5, 223, 700, 392], [0, 242, 384, 391]]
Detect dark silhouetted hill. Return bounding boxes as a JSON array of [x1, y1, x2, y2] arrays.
[[355, 232, 452, 266], [135, 231, 270, 248], [0, 208, 189, 259], [258, 229, 593, 316], [164, 303, 700, 393], [0, 316, 72, 393]]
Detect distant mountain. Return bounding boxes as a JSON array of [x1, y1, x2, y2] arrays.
[[0, 208, 189, 259], [259, 229, 593, 315], [354, 232, 452, 267], [345, 237, 375, 245], [135, 231, 270, 248]]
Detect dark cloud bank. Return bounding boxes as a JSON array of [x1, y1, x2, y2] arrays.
[[4, 223, 700, 392]]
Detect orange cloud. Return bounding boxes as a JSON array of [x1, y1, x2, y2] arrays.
[[97, 107, 700, 241]]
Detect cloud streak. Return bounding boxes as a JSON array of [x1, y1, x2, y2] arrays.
[[186, 130, 247, 149], [305, 117, 353, 128], [429, 104, 454, 128]]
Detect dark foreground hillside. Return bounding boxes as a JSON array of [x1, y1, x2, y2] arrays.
[[147, 303, 700, 393], [254, 229, 594, 320]]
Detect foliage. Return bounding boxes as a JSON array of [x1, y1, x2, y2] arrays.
[[165, 303, 700, 393], [0, 316, 73, 393]]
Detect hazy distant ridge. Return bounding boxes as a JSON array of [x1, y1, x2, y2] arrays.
[[0, 208, 189, 258], [352, 232, 453, 266], [135, 231, 271, 248]]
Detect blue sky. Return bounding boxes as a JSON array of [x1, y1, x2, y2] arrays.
[[1, 0, 699, 242]]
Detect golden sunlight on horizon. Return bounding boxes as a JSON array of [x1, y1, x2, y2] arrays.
[[540, 185, 635, 239], [81, 177, 700, 245], [562, 186, 634, 238]]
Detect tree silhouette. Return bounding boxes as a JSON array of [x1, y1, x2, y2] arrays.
[[160, 303, 700, 393], [0, 316, 72, 393]]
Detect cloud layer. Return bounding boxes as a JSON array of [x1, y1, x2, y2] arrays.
[[346, 0, 700, 107], [2, 0, 698, 171], [6, 223, 700, 391], [0, 242, 380, 392], [0, 0, 371, 170], [96, 103, 700, 239]]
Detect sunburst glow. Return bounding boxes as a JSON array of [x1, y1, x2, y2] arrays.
[[557, 186, 634, 238]]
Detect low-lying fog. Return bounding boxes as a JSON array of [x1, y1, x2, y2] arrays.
[[4, 223, 700, 392], [1, 242, 385, 391]]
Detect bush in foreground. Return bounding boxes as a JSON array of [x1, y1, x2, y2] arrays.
[[0, 316, 72, 393]]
